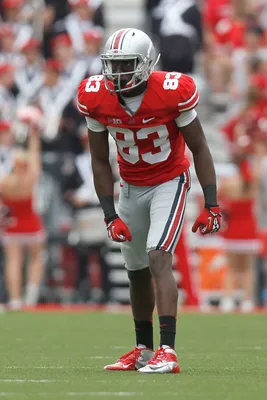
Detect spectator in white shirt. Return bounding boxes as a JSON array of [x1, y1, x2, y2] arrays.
[[0, 63, 16, 121], [231, 25, 267, 106], [54, 0, 104, 57], [0, 120, 14, 179], [1, 0, 33, 52], [0, 23, 22, 65], [15, 38, 44, 107], [36, 58, 73, 141], [83, 28, 103, 76], [51, 33, 87, 96]]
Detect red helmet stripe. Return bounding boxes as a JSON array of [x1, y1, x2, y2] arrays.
[[113, 28, 129, 50]]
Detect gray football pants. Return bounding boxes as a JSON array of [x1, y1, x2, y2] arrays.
[[118, 169, 191, 271]]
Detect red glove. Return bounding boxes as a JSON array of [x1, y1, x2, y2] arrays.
[[192, 206, 221, 235], [105, 217, 132, 242]]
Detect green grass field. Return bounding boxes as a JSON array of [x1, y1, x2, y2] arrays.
[[0, 310, 267, 400]]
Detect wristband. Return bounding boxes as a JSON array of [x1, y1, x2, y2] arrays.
[[105, 214, 119, 224], [99, 195, 117, 221], [203, 184, 218, 208]]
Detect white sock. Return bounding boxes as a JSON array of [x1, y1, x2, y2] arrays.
[[9, 298, 23, 311], [220, 297, 235, 313], [240, 300, 254, 313], [24, 284, 40, 306]]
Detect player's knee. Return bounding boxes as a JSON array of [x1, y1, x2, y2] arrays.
[[127, 267, 151, 288], [148, 249, 172, 280]]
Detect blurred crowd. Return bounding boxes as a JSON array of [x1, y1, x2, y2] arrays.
[[203, 0, 267, 112], [0, 0, 104, 147], [203, 0, 267, 312], [0, 0, 267, 311], [0, 0, 111, 309]]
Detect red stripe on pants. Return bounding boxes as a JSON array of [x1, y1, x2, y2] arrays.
[[161, 170, 190, 251]]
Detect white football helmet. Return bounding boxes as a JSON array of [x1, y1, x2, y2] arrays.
[[101, 28, 160, 93]]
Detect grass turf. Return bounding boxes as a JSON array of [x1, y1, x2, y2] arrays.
[[0, 311, 267, 399]]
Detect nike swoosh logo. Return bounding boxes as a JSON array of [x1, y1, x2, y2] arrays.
[[143, 117, 155, 123], [122, 364, 132, 369], [111, 226, 125, 241]]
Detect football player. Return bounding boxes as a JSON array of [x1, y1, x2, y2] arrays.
[[77, 28, 221, 374]]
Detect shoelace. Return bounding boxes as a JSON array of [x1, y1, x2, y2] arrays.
[[148, 348, 165, 365], [118, 347, 140, 364]]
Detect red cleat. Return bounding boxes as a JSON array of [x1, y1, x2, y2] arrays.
[[104, 345, 154, 371], [138, 345, 180, 374]]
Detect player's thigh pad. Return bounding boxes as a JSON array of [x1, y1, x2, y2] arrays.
[[118, 181, 151, 271], [147, 169, 191, 254]]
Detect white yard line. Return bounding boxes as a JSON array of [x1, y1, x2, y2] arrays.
[[56, 393, 143, 397], [0, 379, 68, 383], [0, 393, 144, 398], [4, 360, 111, 370], [4, 356, 112, 370], [236, 346, 265, 350], [5, 366, 64, 369], [95, 380, 131, 384], [88, 356, 113, 359]]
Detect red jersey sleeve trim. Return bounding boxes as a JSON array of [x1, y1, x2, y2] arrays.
[[178, 88, 198, 106], [178, 89, 199, 112], [77, 79, 91, 116], [179, 93, 199, 112], [77, 101, 90, 116], [77, 101, 88, 111]]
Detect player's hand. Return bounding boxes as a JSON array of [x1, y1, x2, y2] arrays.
[[192, 206, 221, 235], [105, 217, 132, 242]]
